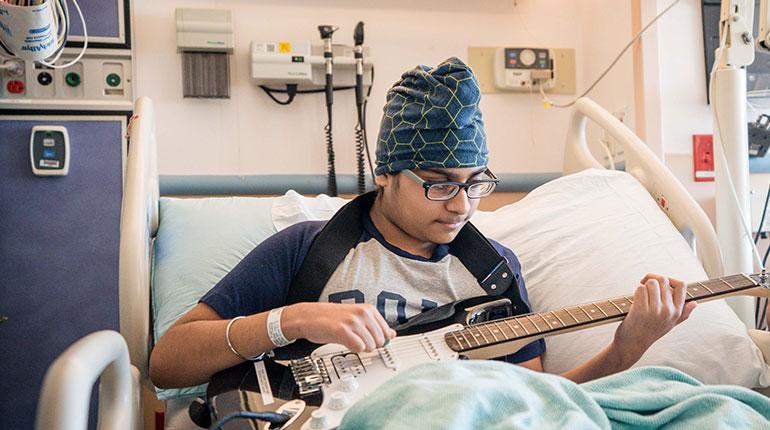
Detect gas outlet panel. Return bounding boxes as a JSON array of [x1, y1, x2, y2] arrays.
[[0, 48, 133, 111]]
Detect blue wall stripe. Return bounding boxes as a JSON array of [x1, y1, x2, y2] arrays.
[[159, 173, 562, 196]]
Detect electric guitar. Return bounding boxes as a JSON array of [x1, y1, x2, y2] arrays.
[[198, 273, 770, 430]]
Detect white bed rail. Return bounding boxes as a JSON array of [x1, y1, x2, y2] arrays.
[[35, 330, 141, 430], [119, 96, 159, 378], [564, 97, 724, 280]]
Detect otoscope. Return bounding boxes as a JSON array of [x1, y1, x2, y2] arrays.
[[319, 25, 339, 196], [354, 22, 367, 194]]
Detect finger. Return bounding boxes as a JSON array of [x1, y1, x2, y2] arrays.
[[372, 310, 397, 340], [645, 279, 661, 310], [658, 277, 675, 312], [362, 311, 386, 347], [671, 281, 688, 312], [678, 301, 698, 323], [340, 327, 366, 353], [633, 284, 648, 310], [353, 322, 377, 352]]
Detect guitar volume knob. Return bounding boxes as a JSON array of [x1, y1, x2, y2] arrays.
[[329, 391, 350, 410], [309, 410, 330, 429], [340, 375, 358, 392]]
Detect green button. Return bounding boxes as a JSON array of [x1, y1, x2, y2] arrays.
[[65, 72, 81, 87], [106, 73, 121, 87]]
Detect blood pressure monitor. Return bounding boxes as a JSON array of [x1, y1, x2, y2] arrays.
[[30, 126, 69, 176]]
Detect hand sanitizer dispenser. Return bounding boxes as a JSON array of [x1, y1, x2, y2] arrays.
[[30, 126, 69, 176]]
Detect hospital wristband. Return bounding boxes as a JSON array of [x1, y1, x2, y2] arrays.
[[267, 307, 295, 348]]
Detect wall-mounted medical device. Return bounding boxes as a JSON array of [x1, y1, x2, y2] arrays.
[[250, 41, 372, 89], [493, 47, 555, 91], [30, 125, 69, 176], [175, 8, 234, 98]]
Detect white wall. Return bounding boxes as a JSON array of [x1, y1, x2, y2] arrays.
[[133, 0, 636, 176]]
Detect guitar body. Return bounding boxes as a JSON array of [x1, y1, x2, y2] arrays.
[[204, 295, 513, 429], [206, 324, 465, 429]]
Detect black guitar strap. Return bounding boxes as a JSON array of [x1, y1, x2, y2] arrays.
[[285, 191, 530, 316]]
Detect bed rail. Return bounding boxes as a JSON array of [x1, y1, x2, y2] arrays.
[[119, 97, 159, 379], [564, 97, 724, 280]]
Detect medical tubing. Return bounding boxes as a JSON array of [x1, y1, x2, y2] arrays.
[[209, 411, 292, 430], [541, 0, 681, 108], [325, 110, 338, 196], [259, 84, 298, 105]]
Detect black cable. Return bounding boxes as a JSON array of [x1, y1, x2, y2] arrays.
[[362, 66, 376, 185], [754, 184, 770, 244], [259, 84, 298, 105], [209, 411, 292, 430], [355, 105, 366, 194], [259, 85, 355, 94]]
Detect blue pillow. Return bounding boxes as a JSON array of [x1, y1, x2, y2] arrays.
[[152, 196, 277, 400]]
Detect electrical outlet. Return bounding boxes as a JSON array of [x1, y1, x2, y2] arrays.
[[693, 134, 715, 182]]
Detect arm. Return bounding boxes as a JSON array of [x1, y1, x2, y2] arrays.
[[150, 301, 395, 388], [518, 274, 697, 383]]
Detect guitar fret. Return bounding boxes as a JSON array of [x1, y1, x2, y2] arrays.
[[739, 273, 757, 288], [525, 315, 542, 332], [594, 303, 609, 317], [474, 326, 490, 344], [450, 331, 465, 349], [539, 313, 554, 329], [459, 330, 473, 348], [697, 281, 714, 294], [503, 319, 521, 337], [551, 311, 566, 327], [516, 317, 531, 335], [608, 299, 623, 313], [564, 308, 580, 323], [493, 321, 510, 340], [485, 324, 499, 342], [577, 305, 594, 320], [720, 278, 736, 290], [685, 287, 694, 299]]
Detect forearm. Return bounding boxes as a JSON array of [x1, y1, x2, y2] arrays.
[[558, 341, 641, 383], [150, 304, 306, 388]]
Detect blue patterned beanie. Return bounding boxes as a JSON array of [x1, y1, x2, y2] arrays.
[[375, 57, 487, 176]]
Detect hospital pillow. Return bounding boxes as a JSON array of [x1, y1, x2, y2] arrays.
[[271, 169, 770, 387], [152, 196, 277, 400]]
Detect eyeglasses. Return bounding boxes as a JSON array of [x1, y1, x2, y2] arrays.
[[401, 169, 499, 201]]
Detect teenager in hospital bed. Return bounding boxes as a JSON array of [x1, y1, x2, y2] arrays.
[[150, 58, 770, 427]]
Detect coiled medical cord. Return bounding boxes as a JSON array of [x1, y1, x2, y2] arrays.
[[208, 411, 292, 430], [355, 107, 366, 194], [325, 109, 338, 196]]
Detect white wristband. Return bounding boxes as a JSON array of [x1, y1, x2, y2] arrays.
[[267, 307, 294, 348]]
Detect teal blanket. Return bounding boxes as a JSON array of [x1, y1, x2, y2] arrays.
[[339, 362, 770, 430]]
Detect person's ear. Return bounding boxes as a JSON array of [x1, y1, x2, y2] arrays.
[[374, 174, 389, 188]]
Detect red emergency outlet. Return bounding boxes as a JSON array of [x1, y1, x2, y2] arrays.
[[693, 134, 715, 182], [6, 80, 24, 94]]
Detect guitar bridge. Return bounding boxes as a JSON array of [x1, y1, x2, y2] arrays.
[[290, 356, 329, 396]]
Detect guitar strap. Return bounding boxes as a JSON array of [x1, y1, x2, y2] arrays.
[[285, 191, 530, 316]]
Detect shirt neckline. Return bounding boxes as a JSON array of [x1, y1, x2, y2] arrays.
[[362, 211, 450, 262]]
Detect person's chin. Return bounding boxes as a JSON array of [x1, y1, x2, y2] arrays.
[[431, 221, 464, 243]]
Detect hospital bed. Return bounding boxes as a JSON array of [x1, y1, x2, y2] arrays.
[[118, 96, 770, 429]]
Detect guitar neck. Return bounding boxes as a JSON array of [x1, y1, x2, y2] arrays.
[[444, 273, 760, 359]]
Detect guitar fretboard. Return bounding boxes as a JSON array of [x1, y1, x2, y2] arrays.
[[444, 273, 758, 354]]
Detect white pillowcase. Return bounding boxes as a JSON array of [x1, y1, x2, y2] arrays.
[[271, 169, 770, 387]]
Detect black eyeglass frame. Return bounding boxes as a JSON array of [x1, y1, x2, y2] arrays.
[[401, 169, 500, 201]]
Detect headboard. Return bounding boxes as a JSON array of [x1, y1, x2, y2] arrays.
[[563, 97, 724, 280], [119, 97, 159, 379]]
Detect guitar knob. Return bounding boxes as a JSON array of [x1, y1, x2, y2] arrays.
[[309, 410, 330, 429], [340, 375, 358, 392], [329, 391, 350, 411]]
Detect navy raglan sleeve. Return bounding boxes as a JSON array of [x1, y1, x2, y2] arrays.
[[490, 240, 546, 364], [200, 221, 325, 319]]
